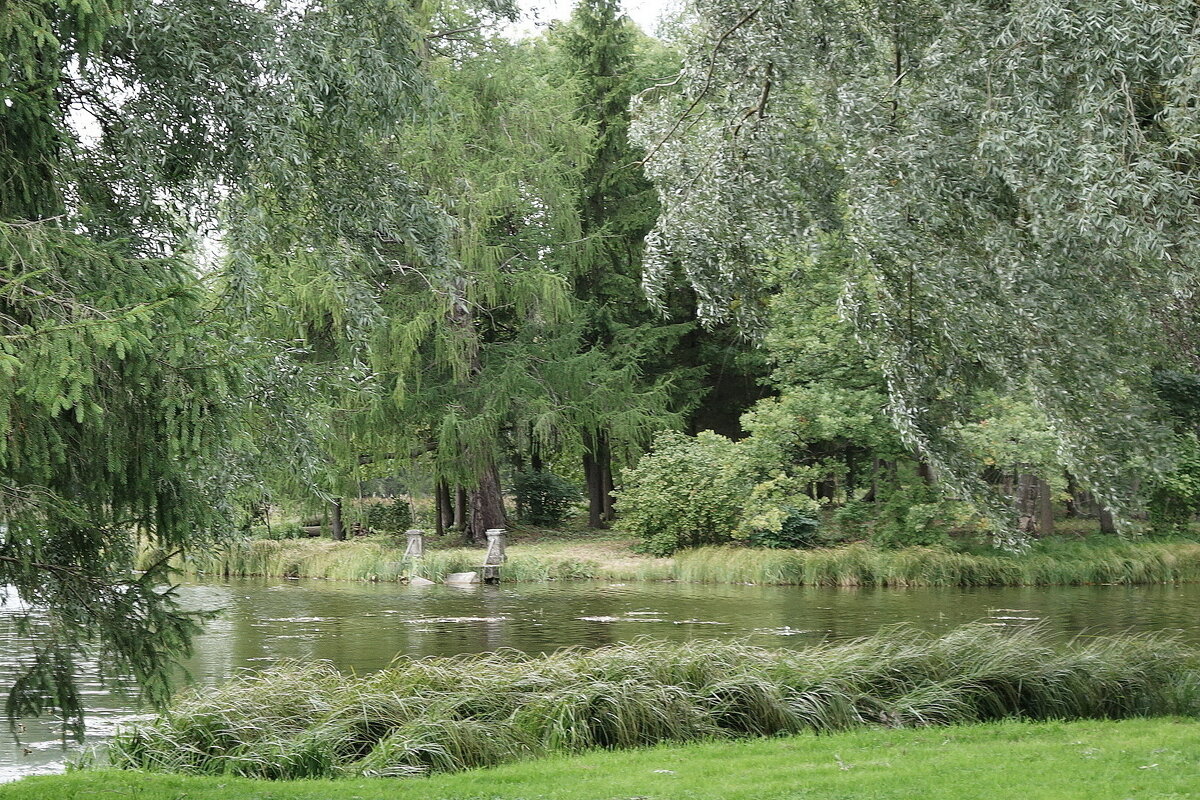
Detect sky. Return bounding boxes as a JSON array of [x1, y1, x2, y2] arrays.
[[513, 0, 677, 37]]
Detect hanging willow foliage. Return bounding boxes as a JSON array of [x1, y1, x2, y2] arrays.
[[1, 0, 449, 725], [633, 0, 1199, 546]]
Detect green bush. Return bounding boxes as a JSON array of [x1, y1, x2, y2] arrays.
[[871, 498, 953, 549], [365, 501, 413, 534], [513, 470, 579, 526], [1148, 435, 1200, 537], [863, 466, 954, 549], [830, 499, 872, 536], [249, 522, 305, 540], [617, 431, 751, 556], [747, 507, 823, 549]]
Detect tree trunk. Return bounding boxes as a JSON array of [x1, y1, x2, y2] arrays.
[[436, 481, 453, 534], [863, 458, 882, 503], [530, 433, 544, 472], [331, 497, 345, 541], [434, 482, 446, 538], [1015, 472, 1053, 536], [467, 462, 506, 546], [1035, 477, 1054, 535], [1064, 473, 1079, 518], [1015, 473, 1035, 534], [583, 431, 603, 529], [598, 430, 615, 522], [1099, 507, 1118, 534], [455, 487, 467, 531]]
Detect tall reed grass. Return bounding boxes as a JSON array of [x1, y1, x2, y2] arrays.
[[108, 625, 1200, 779], [146, 537, 674, 583], [147, 538, 1200, 587], [672, 541, 1200, 586]]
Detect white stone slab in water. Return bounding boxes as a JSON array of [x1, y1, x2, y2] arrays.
[[444, 571, 479, 584], [409, 576, 435, 586]]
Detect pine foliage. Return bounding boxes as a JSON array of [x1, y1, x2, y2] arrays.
[[2, 0, 443, 724]]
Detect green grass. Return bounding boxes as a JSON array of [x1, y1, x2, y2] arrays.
[[6, 718, 1200, 799], [102, 625, 1200, 779], [147, 536, 674, 583], [149, 535, 1200, 587], [672, 539, 1200, 586]]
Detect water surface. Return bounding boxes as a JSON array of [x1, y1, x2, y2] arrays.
[[5, 577, 1200, 780]]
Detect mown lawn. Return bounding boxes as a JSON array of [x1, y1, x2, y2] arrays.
[[4, 718, 1198, 800]]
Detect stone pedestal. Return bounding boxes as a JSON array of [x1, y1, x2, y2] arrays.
[[482, 528, 506, 585], [403, 529, 425, 559]]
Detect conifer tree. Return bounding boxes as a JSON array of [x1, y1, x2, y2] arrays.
[[1, 0, 440, 723], [555, 0, 765, 526], [363, 7, 678, 543]]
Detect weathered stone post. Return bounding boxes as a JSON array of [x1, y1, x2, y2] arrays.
[[482, 528, 506, 584], [398, 529, 435, 584], [404, 529, 425, 559]]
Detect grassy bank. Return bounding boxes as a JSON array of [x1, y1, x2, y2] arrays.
[[150, 535, 1200, 587], [153, 536, 673, 583], [104, 626, 1199, 779], [674, 539, 1200, 586], [7, 718, 1200, 799]]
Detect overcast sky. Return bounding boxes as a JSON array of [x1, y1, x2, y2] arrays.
[[514, 0, 677, 37]]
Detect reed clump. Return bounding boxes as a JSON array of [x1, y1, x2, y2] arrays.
[[670, 541, 1200, 586], [108, 625, 1200, 780]]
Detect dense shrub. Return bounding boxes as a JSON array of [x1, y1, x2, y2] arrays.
[[513, 470, 579, 526], [365, 500, 413, 533], [747, 507, 823, 549], [616, 431, 751, 556], [869, 472, 953, 549], [1148, 435, 1200, 537], [249, 522, 306, 541]]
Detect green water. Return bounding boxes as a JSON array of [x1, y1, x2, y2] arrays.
[[5, 577, 1200, 780]]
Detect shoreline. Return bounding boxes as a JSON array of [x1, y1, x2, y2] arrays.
[[145, 536, 1200, 588]]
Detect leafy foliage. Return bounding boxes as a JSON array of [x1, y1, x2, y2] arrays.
[[745, 508, 822, 549], [633, 0, 1199, 544], [617, 431, 750, 555], [365, 501, 414, 535], [1, 0, 445, 725], [513, 471, 580, 527]]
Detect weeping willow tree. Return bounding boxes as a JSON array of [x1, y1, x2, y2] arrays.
[[633, 0, 1199, 546], [1, 0, 444, 725]]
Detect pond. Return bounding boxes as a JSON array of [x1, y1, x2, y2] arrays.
[[5, 576, 1200, 781]]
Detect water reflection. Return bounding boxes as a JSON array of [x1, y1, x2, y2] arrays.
[[3, 578, 1200, 780]]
